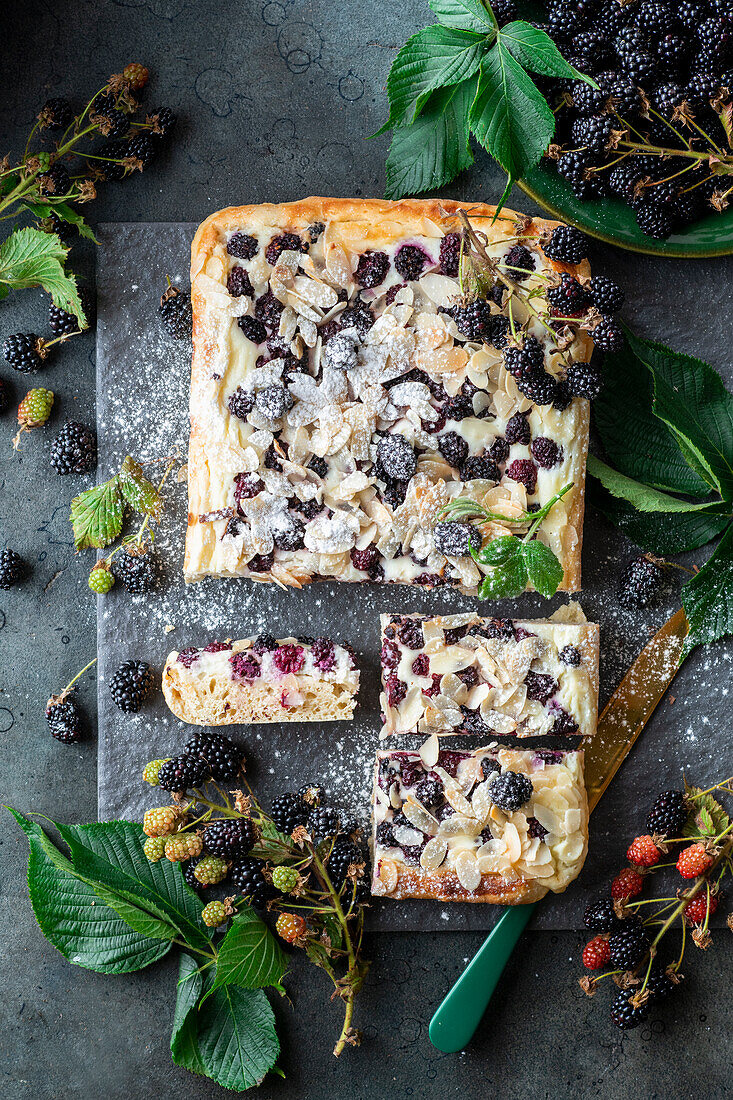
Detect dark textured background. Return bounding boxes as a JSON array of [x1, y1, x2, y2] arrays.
[[1, 0, 731, 1096]]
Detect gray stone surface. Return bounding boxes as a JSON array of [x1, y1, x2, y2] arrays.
[[0, 0, 731, 1096]]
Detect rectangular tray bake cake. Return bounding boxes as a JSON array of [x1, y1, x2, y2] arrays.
[[184, 197, 593, 593], [379, 611, 599, 739], [371, 744, 588, 904]]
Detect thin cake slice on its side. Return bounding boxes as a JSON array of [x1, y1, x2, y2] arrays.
[[162, 636, 359, 725]]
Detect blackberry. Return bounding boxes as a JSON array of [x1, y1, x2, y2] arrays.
[[377, 433, 417, 480], [571, 115, 613, 153], [227, 266, 254, 298], [46, 698, 81, 743], [566, 361, 603, 399], [633, 1, 675, 35], [355, 249, 389, 288], [610, 989, 652, 1030], [147, 106, 176, 140], [323, 331, 358, 372], [17, 386, 54, 430], [237, 315, 267, 345], [559, 644, 581, 665], [159, 283, 192, 339], [489, 314, 510, 348], [530, 436, 563, 468], [552, 380, 572, 412], [414, 776, 443, 807], [548, 273, 590, 317], [609, 925, 649, 968], [0, 548, 26, 589], [265, 232, 307, 265], [574, 30, 615, 72], [307, 455, 328, 479], [307, 806, 341, 837], [460, 455, 500, 482], [678, 1, 706, 28], [589, 275, 624, 314], [570, 80, 607, 116], [112, 546, 160, 593], [698, 14, 732, 52], [255, 384, 293, 421], [394, 243, 429, 281], [645, 966, 677, 1001], [3, 333, 45, 373], [439, 232, 461, 276], [504, 411, 530, 445], [158, 754, 208, 792], [48, 420, 96, 476], [98, 139, 128, 181], [442, 393, 474, 420], [556, 149, 591, 188], [95, 107, 129, 139], [327, 838, 365, 888], [254, 289, 284, 331], [433, 520, 481, 557], [204, 818, 257, 858], [193, 855, 229, 886], [608, 162, 643, 202], [503, 335, 544, 378], [183, 857, 207, 894], [657, 34, 689, 70], [252, 634, 277, 654], [584, 898, 622, 932], [488, 436, 510, 464], [39, 97, 74, 129], [273, 515, 305, 551], [184, 731, 245, 781], [489, 770, 533, 813], [227, 232, 258, 260], [544, 224, 589, 264], [39, 162, 70, 197], [338, 302, 374, 338], [646, 790, 688, 837], [490, 0, 518, 25], [619, 554, 664, 608], [516, 370, 557, 406], [435, 431, 467, 468], [651, 81, 685, 117], [127, 133, 156, 167], [109, 660, 153, 712], [49, 294, 88, 336], [298, 782, 325, 807], [503, 244, 535, 281], [231, 857, 270, 907], [548, 2, 591, 38], [271, 792, 309, 835], [686, 70, 719, 109], [592, 315, 624, 352], [451, 298, 493, 341]]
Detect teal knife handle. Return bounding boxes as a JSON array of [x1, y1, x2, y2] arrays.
[[428, 903, 536, 1052]]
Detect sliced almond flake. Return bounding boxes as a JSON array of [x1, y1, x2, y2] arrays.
[[402, 797, 439, 837], [522, 836, 541, 862], [377, 859, 399, 894], [419, 273, 462, 307], [392, 824, 425, 847], [419, 732, 440, 769], [503, 636, 541, 683], [480, 708, 518, 734], [548, 600, 587, 624], [298, 317, 318, 347], [414, 344, 469, 375], [470, 780, 493, 823], [428, 694, 463, 728], [454, 849, 482, 893], [420, 835, 448, 871], [303, 509, 359, 553], [441, 778, 475, 818], [532, 803, 561, 835], [448, 555, 482, 590], [292, 274, 339, 309], [389, 780, 402, 809], [503, 821, 522, 863], [439, 672, 468, 704], [438, 813, 483, 838]]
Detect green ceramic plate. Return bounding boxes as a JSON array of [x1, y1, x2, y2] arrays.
[[518, 162, 733, 258]]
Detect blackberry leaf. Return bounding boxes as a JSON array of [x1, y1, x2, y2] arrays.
[[385, 79, 475, 200], [21, 198, 97, 242], [118, 455, 163, 518], [500, 20, 596, 83], [70, 475, 124, 550], [0, 227, 86, 325], [523, 539, 564, 598], [429, 0, 496, 33], [682, 785, 731, 839], [211, 910, 288, 992], [681, 524, 733, 659], [588, 483, 729, 555], [587, 456, 726, 514], [478, 550, 528, 598]]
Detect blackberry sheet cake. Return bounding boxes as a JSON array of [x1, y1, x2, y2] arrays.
[[184, 197, 594, 592], [371, 744, 588, 903], [162, 636, 359, 725], [379, 611, 599, 739]]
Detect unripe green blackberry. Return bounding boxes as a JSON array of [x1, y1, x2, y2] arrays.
[[164, 832, 203, 862], [17, 387, 54, 429], [202, 900, 230, 928], [89, 562, 115, 593], [143, 805, 185, 837], [142, 758, 169, 786], [193, 854, 229, 886], [144, 835, 167, 862], [272, 865, 299, 894]]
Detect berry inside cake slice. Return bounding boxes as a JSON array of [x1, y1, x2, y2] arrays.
[[372, 744, 588, 903], [162, 635, 359, 725], [380, 611, 598, 738]]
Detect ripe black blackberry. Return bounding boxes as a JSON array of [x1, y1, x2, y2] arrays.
[[3, 333, 46, 373], [98, 140, 129, 181], [459, 455, 500, 482], [633, 0, 676, 35], [571, 115, 613, 153], [451, 298, 493, 341], [307, 806, 341, 838], [556, 150, 591, 191], [50, 421, 97, 475], [489, 770, 533, 813], [571, 79, 606, 116], [40, 97, 74, 129], [634, 196, 674, 238], [394, 243, 428, 281], [271, 792, 309, 835], [504, 411, 530, 445], [265, 232, 307, 266], [678, 1, 706, 29], [159, 283, 192, 339], [414, 776, 442, 807], [646, 790, 688, 837], [489, 0, 517, 25], [516, 369, 557, 406], [96, 107, 129, 139], [112, 545, 160, 593], [254, 289, 284, 331], [610, 989, 651, 1030], [376, 433, 417, 480], [609, 925, 650, 968], [147, 107, 177, 141], [0, 548, 26, 588], [237, 316, 267, 346], [39, 163, 70, 197], [127, 133, 156, 167], [592, 315, 624, 353], [438, 431, 469, 468], [589, 275, 624, 314], [543, 225, 589, 264], [46, 698, 82, 743], [566, 362, 604, 399], [184, 731, 245, 781], [204, 818, 257, 858], [227, 232, 258, 260], [49, 294, 88, 336], [584, 898, 622, 932], [298, 782, 325, 806], [547, 273, 590, 316], [652, 81, 685, 118], [646, 966, 677, 1001], [503, 335, 544, 378], [619, 555, 664, 608], [502, 244, 535, 281], [327, 838, 365, 888], [231, 857, 270, 907], [157, 753, 208, 793], [109, 660, 153, 712], [438, 232, 461, 276], [354, 249, 389, 288]]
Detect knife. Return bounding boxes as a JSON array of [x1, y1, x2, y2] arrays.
[[428, 608, 689, 1053]]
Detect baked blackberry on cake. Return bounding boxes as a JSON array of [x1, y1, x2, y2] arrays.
[[371, 744, 588, 903], [185, 198, 595, 593], [162, 636, 359, 725], [379, 610, 599, 739]]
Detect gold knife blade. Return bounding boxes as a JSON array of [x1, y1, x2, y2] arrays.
[[584, 608, 688, 814]]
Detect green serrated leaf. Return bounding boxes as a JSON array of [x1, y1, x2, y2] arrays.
[[385, 78, 476, 200], [522, 538, 564, 598], [171, 953, 208, 1077], [475, 534, 522, 566], [594, 345, 711, 496], [589, 480, 730, 554], [118, 456, 163, 519], [478, 551, 528, 598], [377, 25, 486, 134], [499, 20, 596, 83], [0, 226, 85, 323], [587, 455, 726, 514], [89, 881, 181, 942], [250, 819, 294, 865], [195, 984, 280, 1090], [211, 909, 288, 992], [8, 809, 170, 974], [22, 198, 97, 243], [69, 476, 124, 550], [429, 0, 495, 32], [681, 523, 733, 659], [683, 787, 731, 839]]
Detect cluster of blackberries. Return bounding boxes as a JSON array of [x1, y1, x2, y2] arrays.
[[153, 732, 246, 791], [541, 0, 733, 237]]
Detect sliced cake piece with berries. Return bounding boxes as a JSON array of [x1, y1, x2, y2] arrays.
[[185, 197, 602, 593], [371, 743, 588, 903], [379, 610, 598, 738], [162, 635, 359, 725]]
